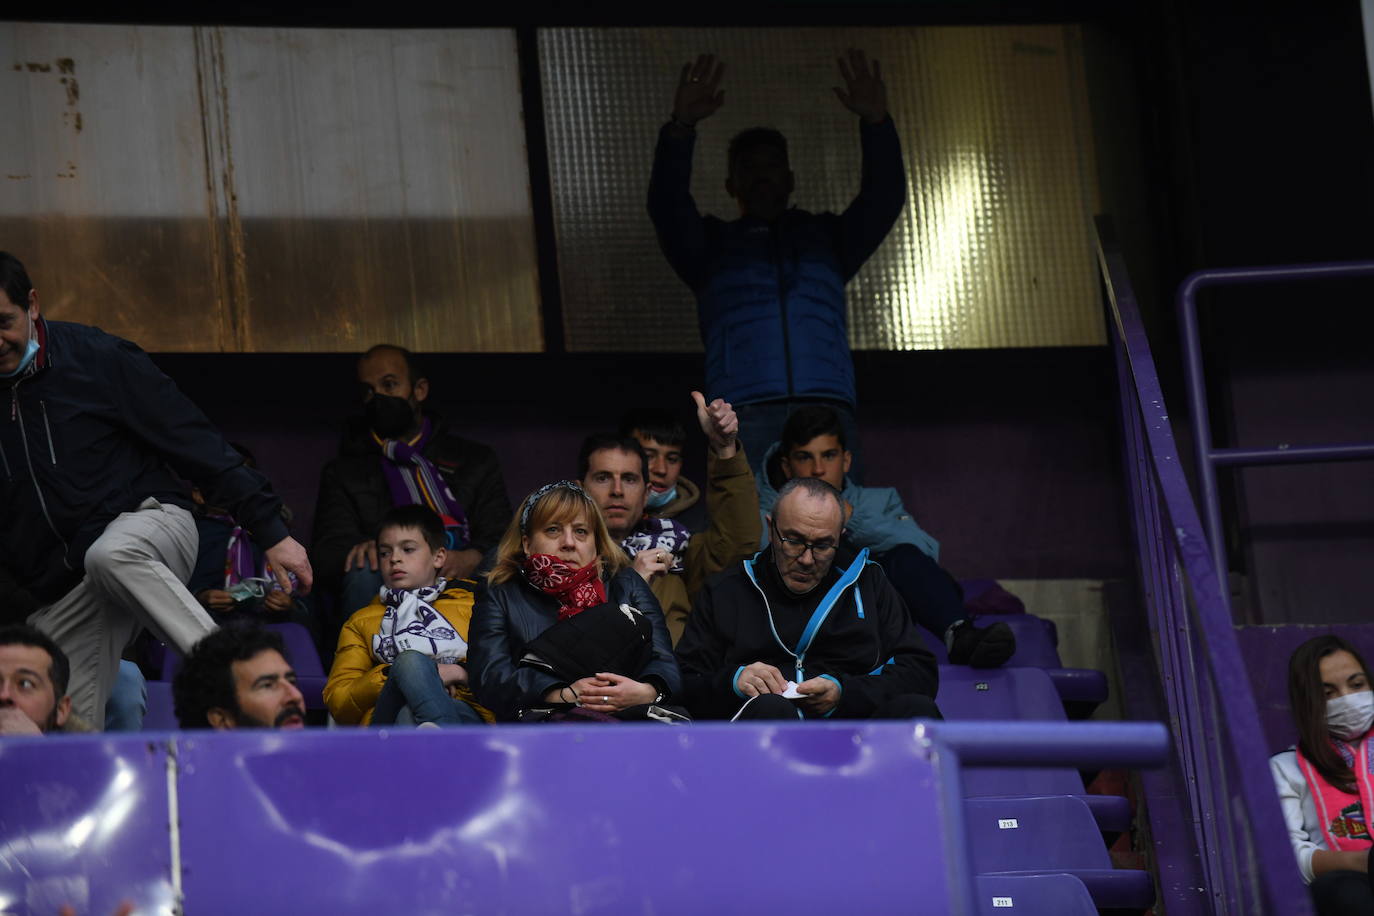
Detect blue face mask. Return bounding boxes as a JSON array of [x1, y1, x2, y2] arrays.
[[646, 485, 678, 510], [0, 316, 38, 379]]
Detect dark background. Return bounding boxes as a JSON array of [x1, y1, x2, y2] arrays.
[[20, 0, 1374, 622]]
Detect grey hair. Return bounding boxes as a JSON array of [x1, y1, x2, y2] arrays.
[[775, 477, 845, 518]]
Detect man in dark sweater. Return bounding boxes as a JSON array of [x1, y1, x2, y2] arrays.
[[676, 477, 939, 721], [647, 49, 906, 478], [311, 345, 511, 619]]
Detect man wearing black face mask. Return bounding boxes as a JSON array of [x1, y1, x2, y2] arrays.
[[311, 345, 512, 624]]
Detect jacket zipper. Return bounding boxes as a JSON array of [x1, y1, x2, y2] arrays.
[[744, 565, 805, 683], [39, 400, 57, 465], [0, 431, 10, 479], [773, 222, 795, 399], [13, 380, 73, 570]]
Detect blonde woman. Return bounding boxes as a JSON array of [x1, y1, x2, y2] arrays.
[[468, 481, 681, 722]]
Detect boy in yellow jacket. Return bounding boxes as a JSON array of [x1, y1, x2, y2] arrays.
[[324, 506, 491, 726]]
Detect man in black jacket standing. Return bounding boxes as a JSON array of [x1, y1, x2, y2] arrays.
[[311, 345, 511, 619], [676, 477, 939, 721], [0, 251, 312, 728]]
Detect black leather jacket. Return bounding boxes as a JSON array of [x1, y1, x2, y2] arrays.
[[469, 567, 682, 721]]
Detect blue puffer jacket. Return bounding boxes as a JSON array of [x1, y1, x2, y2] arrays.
[[755, 441, 940, 560], [648, 117, 906, 406]]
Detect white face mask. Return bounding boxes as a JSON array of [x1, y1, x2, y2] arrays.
[[1326, 691, 1374, 741]]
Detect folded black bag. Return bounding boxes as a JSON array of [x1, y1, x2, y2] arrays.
[[519, 601, 653, 683]]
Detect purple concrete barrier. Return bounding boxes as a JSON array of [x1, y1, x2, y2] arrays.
[[173, 724, 971, 914], [0, 736, 177, 916]]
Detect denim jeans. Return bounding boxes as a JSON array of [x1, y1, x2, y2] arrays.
[[372, 650, 484, 727], [872, 543, 965, 640], [735, 399, 863, 484], [104, 660, 148, 732]]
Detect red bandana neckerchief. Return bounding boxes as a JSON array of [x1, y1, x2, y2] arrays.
[[1298, 734, 1374, 851], [523, 554, 606, 620]]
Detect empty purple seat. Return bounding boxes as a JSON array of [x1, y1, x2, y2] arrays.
[[1046, 668, 1109, 718], [965, 796, 1155, 911], [937, 666, 1067, 721], [975, 874, 1097, 915], [963, 768, 1132, 834], [939, 668, 1129, 832]]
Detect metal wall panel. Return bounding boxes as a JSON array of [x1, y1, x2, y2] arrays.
[[541, 26, 1104, 352], [0, 25, 229, 352], [0, 24, 541, 353]]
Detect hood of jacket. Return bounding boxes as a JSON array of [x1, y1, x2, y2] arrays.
[[755, 441, 940, 561]]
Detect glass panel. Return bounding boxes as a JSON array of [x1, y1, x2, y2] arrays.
[[540, 25, 1104, 352]]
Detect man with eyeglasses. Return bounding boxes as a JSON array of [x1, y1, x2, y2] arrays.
[[758, 404, 1016, 668], [675, 477, 939, 721]]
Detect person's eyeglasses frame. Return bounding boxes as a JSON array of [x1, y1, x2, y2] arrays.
[[770, 519, 838, 560]]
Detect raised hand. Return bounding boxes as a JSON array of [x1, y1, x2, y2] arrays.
[[690, 390, 739, 458], [833, 48, 888, 124], [673, 54, 726, 127]]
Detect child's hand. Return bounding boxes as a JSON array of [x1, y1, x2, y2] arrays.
[[437, 663, 467, 688], [198, 589, 237, 612], [262, 590, 293, 614]]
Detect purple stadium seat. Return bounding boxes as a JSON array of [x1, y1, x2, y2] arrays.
[[940, 668, 1130, 832], [937, 666, 1067, 721], [156, 622, 327, 709], [965, 796, 1155, 911], [1046, 668, 1109, 717], [975, 874, 1098, 915], [919, 614, 1060, 667], [963, 769, 1132, 834], [924, 623, 1109, 717], [264, 622, 327, 708], [143, 680, 179, 731]]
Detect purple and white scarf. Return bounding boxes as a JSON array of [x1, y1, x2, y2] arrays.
[[371, 578, 468, 665], [621, 517, 692, 574], [375, 418, 471, 549]]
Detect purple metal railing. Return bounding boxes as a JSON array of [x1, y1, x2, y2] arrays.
[[1177, 260, 1374, 615], [1095, 217, 1313, 915]]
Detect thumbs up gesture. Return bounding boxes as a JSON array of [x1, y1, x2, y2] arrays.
[[691, 390, 739, 458]]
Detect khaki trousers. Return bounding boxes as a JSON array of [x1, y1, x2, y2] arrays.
[[28, 498, 216, 728]]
